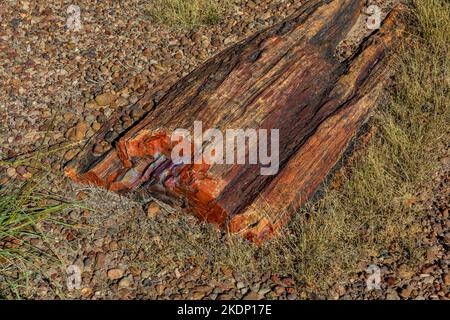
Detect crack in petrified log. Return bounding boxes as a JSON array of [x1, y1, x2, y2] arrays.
[[66, 0, 404, 243]]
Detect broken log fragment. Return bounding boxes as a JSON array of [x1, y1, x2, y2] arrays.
[[66, 0, 404, 243]]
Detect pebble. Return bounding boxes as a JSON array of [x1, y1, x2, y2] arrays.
[[398, 264, 415, 279], [109, 241, 119, 251], [287, 294, 298, 300], [129, 266, 141, 277], [118, 288, 132, 299], [118, 276, 132, 288], [95, 92, 116, 106], [217, 293, 233, 300], [6, 167, 16, 177], [243, 291, 263, 300], [142, 278, 155, 287], [444, 273, 450, 286], [192, 291, 206, 300], [95, 253, 106, 269], [93, 142, 110, 155], [274, 285, 285, 295], [258, 287, 271, 296], [81, 287, 93, 298], [147, 202, 161, 218], [85, 100, 99, 109], [399, 286, 412, 299], [69, 121, 88, 141], [92, 122, 102, 131], [386, 291, 400, 300], [107, 268, 124, 280]]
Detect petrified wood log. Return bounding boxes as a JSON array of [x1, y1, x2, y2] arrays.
[[66, 0, 404, 243]]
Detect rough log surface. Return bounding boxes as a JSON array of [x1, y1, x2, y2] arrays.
[[66, 0, 404, 243]]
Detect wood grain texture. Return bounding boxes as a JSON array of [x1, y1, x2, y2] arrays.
[[66, 0, 404, 243]]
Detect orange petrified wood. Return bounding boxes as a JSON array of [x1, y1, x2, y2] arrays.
[[66, 0, 404, 243]]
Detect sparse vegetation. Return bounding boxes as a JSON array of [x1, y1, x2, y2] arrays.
[[147, 0, 235, 27], [0, 172, 76, 298]]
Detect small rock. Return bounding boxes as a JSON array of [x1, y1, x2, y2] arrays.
[[386, 276, 397, 285], [399, 287, 412, 299], [64, 149, 77, 161], [6, 167, 16, 177], [258, 287, 271, 296], [196, 285, 212, 294], [118, 288, 131, 299], [287, 294, 298, 300], [69, 121, 88, 141], [118, 276, 132, 288], [142, 278, 155, 287], [95, 92, 116, 106], [107, 268, 124, 280], [386, 291, 400, 300], [274, 285, 285, 295], [81, 287, 93, 298], [426, 246, 440, 261], [147, 202, 161, 218], [217, 293, 232, 300], [109, 240, 119, 251], [116, 97, 129, 107], [15, 165, 27, 175], [398, 264, 415, 279], [85, 100, 99, 109], [92, 142, 110, 155], [69, 210, 80, 220], [84, 114, 96, 123], [224, 36, 237, 45], [104, 131, 116, 143], [209, 293, 218, 300], [91, 121, 102, 131], [243, 291, 263, 300], [191, 31, 202, 44], [421, 264, 435, 274], [441, 208, 449, 219], [192, 291, 205, 300], [66, 231, 75, 241], [83, 256, 94, 268], [174, 50, 184, 60], [95, 253, 106, 269], [129, 266, 141, 277], [422, 276, 435, 284], [76, 191, 87, 200], [443, 273, 450, 286]]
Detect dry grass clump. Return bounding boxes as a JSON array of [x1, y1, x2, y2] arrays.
[[147, 0, 236, 27], [0, 177, 76, 298]]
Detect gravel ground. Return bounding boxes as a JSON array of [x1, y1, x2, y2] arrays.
[[0, 0, 448, 300]]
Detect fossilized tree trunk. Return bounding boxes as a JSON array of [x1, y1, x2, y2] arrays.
[[66, 0, 404, 243]]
